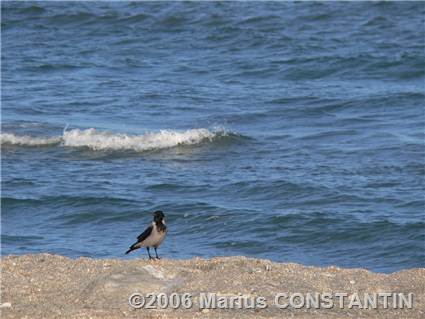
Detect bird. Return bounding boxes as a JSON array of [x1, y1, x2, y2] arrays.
[[125, 210, 167, 259]]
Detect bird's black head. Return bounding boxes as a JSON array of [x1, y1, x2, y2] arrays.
[[153, 210, 165, 223]]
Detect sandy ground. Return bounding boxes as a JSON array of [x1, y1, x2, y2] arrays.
[[1, 254, 424, 319]]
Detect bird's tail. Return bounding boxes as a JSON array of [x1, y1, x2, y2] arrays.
[[125, 243, 138, 255]]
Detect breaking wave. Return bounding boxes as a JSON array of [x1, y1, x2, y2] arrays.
[[0, 133, 61, 146], [1, 128, 234, 152]]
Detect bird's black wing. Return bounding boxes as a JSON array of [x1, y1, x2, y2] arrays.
[[125, 225, 154, 255], [137, 225, 153, 243]]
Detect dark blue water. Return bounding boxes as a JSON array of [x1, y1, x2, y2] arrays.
[[2, 1, 424, 273]]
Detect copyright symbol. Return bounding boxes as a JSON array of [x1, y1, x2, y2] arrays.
[[129, 293, 145, 309]]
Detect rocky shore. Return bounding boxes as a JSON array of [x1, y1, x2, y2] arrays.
[[1, 254, 424, 318]]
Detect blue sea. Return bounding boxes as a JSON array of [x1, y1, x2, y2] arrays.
[[2, 1, 424, 273]]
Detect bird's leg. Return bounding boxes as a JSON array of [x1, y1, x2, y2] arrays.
[[154, 247, 160, 260], [147, 247, 153, 260]]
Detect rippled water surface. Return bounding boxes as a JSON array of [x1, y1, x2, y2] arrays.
[[2, 1, 424, 272]]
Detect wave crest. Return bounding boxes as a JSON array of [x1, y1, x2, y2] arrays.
[[0, 133, 61, 146], [1, 128, 230, 152], [63, 128, 219, 151]]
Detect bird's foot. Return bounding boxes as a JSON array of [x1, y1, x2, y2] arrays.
[[148, 256, 154, 260], [156, 257, 161, 260]]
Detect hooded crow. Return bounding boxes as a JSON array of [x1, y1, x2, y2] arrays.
[[125, 210, 167, 259]]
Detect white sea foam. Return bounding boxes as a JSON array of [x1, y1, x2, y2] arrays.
[[62, 128, 220, 151], [1, 128, 226, 151], [0, 133, 61, 146]]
